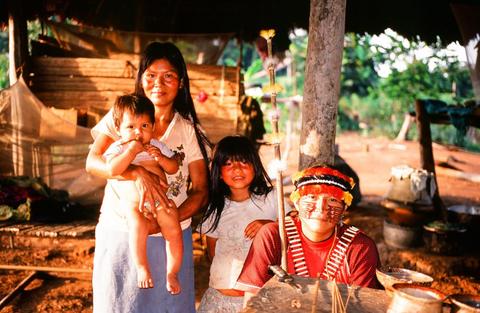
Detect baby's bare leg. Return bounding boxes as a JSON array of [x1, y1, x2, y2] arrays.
[[124, 202, 154, 289], [156, 205, 183, 294], [112, 179, 154, 289]]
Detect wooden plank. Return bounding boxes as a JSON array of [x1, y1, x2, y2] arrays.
[[35, 91, 238, 107], [30, 66, 238, 82], [0, 264, 92, 274], [32, 57, 137, 69], [58, 223, 96, 238], [31, 57, 239, 81], [193, 97, 239, 114], [200, 116, 238, 143], [30, 76, 238, 95], [0, 221, 96, 238], [242, 276, 389, 313], [24, 224, 79, 237], [0, 223, 39, 234], [30, 66, 137, 79], [35, 95, 238, 122], [29, 76, 135, 92]]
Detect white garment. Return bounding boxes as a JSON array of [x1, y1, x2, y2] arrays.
[[103, 138, 174, 164], [198, 190, 291, 289], [92, 110, 204, 232]]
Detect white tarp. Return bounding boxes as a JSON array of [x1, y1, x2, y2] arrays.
[[0, 77, 106, 206]]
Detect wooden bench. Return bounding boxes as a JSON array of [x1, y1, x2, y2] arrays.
[[28, 57, 242, 143], [0, 220, 96, 248]]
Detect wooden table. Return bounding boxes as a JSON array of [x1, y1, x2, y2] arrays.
[[241, 275, 390, 313]]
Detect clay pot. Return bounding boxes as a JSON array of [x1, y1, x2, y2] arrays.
[[450, 294, 480, 313], [376, 267, 433, 296], [387, 283, 446, 313]]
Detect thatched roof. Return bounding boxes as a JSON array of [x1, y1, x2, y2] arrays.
[[2, 0, 479, 48]]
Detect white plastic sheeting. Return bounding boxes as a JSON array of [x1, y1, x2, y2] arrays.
[[0, 77, 106, 206]]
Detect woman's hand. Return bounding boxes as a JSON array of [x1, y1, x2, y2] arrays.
[[176, 159, 209, 221], [146, 199, 177, 234], [132, 166, 171, 214], [244, 220, 274, 239]]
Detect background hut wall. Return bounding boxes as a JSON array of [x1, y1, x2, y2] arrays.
[[28, 57, 242, 143]]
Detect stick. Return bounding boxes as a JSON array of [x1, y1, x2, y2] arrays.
[[0, 271, 38, 310], [311, 273, 321, 313], [0, 264, 92, 274], [260, 29, 288, 270]]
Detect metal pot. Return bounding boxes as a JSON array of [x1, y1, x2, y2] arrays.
[[387, 283, 446, 313], [423, 222, 468, 256], [447, 205, 480, 226], [383, 218, 422, 249], [450, 294, 480, 313]]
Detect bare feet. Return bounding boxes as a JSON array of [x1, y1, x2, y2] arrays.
[[137, 266, 154, 289], [166, 272, 181, 295]]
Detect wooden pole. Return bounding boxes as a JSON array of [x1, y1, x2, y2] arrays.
[[261, 30, 288, 270], [0, 271, 38, 309], [7, 0, 29, 85], [415, 100, 445, 219], [0, 264, 93, 274]]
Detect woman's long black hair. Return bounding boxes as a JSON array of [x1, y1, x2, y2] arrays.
[[200, 135, 273, 233], [134, 41, 212, 166]]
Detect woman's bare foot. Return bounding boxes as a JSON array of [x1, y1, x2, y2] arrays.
[[137, 266, 154, 288], [166, 272, 181, 295]]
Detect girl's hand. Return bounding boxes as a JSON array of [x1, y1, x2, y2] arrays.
[[244, 219, 274, 239], [132, 166, 171, 215]]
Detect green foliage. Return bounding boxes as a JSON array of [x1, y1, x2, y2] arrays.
[[219, 40, 257, 69], [338, 32, 477, 151], [244, 58, 264, 83], [0, 53, 8, 89], [341, 33, 383, 97], [0, 30, 8, 89]]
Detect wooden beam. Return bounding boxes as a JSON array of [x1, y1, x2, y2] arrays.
[[7, 0, 29, 84], [415, 99, 445, 218], [30, 57, 239, 81], [0, 271, 39, 310], [0, 264, 92, 274]]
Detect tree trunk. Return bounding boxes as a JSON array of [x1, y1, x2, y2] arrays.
[[299, 0, 346, 169]]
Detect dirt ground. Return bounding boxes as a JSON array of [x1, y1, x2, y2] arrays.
[[1, 132, 479, 312]]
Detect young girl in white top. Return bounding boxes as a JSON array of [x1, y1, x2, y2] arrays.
[[197, 135, 290, 313]]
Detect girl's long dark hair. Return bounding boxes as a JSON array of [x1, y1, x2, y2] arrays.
[[134, 41, 212, 165], [200, 135, 273, 233]]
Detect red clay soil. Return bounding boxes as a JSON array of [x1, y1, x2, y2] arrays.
[[1, 132, 479, 312]]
